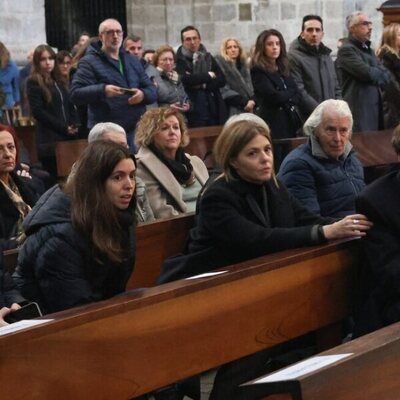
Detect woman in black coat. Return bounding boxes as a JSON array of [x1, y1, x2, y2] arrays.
[[251, 29, 303, 139], [376, 23, 400, 129], [27, 44, 78, 179], [0, 124, 38, 250], [215, 38, 255, 116], [14, 141, 137, 314], [159, 119, 372, 400]]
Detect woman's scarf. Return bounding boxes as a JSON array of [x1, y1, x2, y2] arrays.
[[215, 55, 254, 99], [148, 143, 195, 186], [0, 176, 31, 239]]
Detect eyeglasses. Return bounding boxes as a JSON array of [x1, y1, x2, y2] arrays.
[[357, 21, 373, 27], [102, 29, 123, 36]]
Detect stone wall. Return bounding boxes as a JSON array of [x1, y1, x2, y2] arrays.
[[0, 0, 46, 64], [127, 0, 385, 57], [0, 0, 387, 64]]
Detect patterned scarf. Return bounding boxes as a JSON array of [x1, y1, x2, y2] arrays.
[[0, 176, 31, 240]]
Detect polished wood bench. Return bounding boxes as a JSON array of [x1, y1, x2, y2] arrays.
[[0, 238, 358, 399], [53, 126, 224, 178], [15, 124, 38, 164], [55, 138, 88, 178], [241, 320, 400, 400], [128, 213, 194, 288]]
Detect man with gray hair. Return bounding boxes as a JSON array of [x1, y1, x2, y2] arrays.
[[88, 122, 155, 223], [278, 99, 365, 218], [336, 11, 391, 132]]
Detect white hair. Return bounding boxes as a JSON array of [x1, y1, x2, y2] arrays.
[[346, 12, 366, 30], [98, 18, 121, 34], [303, 99, 353, 137], [88, 122, 126, 142], [224, 112, 270, 131]]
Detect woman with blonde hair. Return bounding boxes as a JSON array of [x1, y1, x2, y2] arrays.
[[215, 38, 255, 116], [136, 107, 208, 219], [376, 23, 400, 128]]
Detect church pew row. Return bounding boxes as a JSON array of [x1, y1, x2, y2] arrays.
[[54, 125, 224, 178], [0, 238, 358, 399], [241, 321, 400, 400], [54, 127, 398, 179]]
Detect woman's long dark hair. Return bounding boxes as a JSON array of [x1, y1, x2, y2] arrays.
[[251, 29, 289, 75], [28, 44, 56, 103], [65, 141, 136, 263]]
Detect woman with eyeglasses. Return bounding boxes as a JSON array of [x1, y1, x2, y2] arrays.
[[54, 50, 73, 87], [27, 44, 79, 179], [152, 45, 190, 112]]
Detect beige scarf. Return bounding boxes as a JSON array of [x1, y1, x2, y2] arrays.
[[1, 177, 31, 241]]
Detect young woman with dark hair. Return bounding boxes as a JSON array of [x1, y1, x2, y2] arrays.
[[14, 141, 137, 314], [251, 29, 303, 139], [26, 44, 78, 178]]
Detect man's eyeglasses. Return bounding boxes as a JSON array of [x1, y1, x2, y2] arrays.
[[102, 29, 123, 36], [357, 21, 372, 27]]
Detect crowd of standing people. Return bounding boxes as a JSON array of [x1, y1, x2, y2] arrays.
[[1, 10, 400, 400]]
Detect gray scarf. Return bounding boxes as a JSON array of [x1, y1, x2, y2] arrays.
[[181, 44, 211, 74]]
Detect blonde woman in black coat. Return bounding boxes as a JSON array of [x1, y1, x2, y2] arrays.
[[215, 38, 255, 116]]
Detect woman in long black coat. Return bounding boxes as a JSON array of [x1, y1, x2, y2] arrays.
[[251, 29, 303, 139], [27, 44, 78, 179]]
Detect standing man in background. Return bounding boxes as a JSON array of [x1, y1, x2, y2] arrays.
[[70, 18, 157, 148], [336, 12, 391, 132], [288, 15, 341, 119], [176, 25, 227, 127]]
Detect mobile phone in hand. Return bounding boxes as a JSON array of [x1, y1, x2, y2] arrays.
[[120, 88, 138, 96], [4, 302, 42, 324]]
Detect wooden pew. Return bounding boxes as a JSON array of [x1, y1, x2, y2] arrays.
[[186, 125, 222, 168], [15, 124, 38, 164], [0, 238, 358, 399], [54, 139, 88, 178], [128, 213, 194, 288], [53, 126, 223, 178], [241, 321, 400, 400]]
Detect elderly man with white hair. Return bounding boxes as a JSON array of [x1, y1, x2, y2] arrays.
[[278, 99, 365, 218]]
